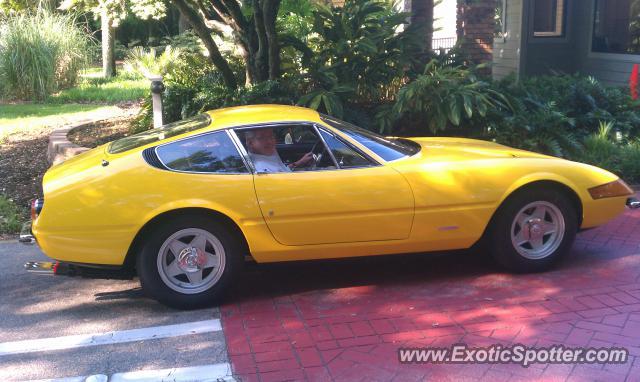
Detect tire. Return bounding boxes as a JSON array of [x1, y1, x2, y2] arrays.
[[136, 215, 243, 309], [489, 186, 578, 273]]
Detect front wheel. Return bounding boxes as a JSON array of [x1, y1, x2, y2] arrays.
[[137, 216, 242, 309], [489, 188, 578, 273]]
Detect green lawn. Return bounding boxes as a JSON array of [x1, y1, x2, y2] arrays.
[[48, 75, 149, 104]]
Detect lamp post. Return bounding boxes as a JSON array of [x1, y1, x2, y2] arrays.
[[147, 73, 165, 129]]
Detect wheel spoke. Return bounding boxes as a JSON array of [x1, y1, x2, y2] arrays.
[[529, 235, 544, 249], [169, 240, 188, 257], [204, 251, 219, 268], [186, 269, 203, 284], [166, 260, 183, 277], [518, 213, 532, 229], [531, 205, 548, 220], [189, 234, 207, 252], [513, 229, 529, 246], [544, 222, 558, 235]]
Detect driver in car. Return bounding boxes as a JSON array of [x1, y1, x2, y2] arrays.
[[245, 128, 314, 173]]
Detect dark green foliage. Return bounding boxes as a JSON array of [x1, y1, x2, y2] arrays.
[[384, 60, 511, 134], [481, 75, 640, 158], [0, 195, 22, 235], [496, 74, 640, 140], [297, 0, 424, 118], [573, 122, 640, 184], [133, 72, 300, 133]]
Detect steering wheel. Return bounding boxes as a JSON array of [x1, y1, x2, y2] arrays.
[[309, 140, 325, 170]]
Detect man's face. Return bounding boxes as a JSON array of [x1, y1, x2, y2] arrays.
[[246, 129, 277, 156]]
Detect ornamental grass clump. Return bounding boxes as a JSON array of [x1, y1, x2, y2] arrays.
[[0, 9, 92, 100]]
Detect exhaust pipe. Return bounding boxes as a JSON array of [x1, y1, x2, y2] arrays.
[[627, 197, 640, 209], [24, 261, 75, 276], [24, 261, 56, 275], [24, 261, 134, 279]]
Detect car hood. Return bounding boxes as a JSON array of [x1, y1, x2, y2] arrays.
[[404, 137, 555, 162]]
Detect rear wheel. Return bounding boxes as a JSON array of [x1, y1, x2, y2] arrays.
[[489, 187, 578, 273], [137, 216, 242, 309]]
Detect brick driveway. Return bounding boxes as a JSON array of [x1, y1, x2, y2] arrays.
[[221, 206, 640, 382]]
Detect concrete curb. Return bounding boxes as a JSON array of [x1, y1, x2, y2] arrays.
[[47, 125, 91, 165], [47, 122, 93, 165], [47, 107, 141, 166]]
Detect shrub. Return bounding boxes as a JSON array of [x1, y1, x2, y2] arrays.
[[0, 9, 93, 100], [463, 75, 639, 158], [571, 121, 640, 184], [297, 0, 423, 118], [383, 60, 510, 134], [123, 45, 184, 78], [495, 74, 640, 140], [0, 195, 22, 235]]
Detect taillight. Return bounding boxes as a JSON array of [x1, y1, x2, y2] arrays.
[[31, 199, 44, 221]]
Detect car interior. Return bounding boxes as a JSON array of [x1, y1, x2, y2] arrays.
[[236, 124, 337, 171]]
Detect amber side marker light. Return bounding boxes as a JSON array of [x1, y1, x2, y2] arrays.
[[588, 179, 634, 200]]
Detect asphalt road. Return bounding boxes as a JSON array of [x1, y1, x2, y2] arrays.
[[0, 240, 231, 382]]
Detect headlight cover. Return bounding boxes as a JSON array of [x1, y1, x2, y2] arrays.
[[588, 179, 634, 200]]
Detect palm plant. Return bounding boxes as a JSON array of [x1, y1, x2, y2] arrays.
[[383, 59, 510, 133], [123, 45, 184, 78], [297, 0, 423, 118]]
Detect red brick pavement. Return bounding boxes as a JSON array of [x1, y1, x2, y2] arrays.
[[221, 207, 640, 381]]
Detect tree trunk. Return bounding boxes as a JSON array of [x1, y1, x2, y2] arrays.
[[101, 11, 116, 78], [262, 0, 281, 80], [173, 0, 237, 89], [178, 12, 190, 33], [252, 0, 269, 82], [411, 0, 434, 52]]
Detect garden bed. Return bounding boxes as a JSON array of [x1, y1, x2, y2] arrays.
[[67, 114, 134, 149]]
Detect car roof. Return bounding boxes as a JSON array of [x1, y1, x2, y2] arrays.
[[205, 104, 322, 130]]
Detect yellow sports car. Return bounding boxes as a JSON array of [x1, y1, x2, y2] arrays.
[[24, 105, 638, 308]]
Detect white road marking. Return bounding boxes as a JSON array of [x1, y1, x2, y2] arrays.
[[110, 363, 235, 382], [0, 319, 222, 356], [29, 375, 108, 382], [27, 364, 235, 382]]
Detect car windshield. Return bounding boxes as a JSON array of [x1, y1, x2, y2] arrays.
[[108, 113, 212, 154], [320, 114, 420, 161]]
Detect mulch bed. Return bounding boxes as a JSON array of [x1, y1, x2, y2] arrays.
[[0, 110, 137, 239], [67, 114, 134, 149]]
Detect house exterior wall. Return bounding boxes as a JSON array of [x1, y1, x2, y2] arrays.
[[457, 1, 496, 65], [521, 0, 579, 76], [494, 0, 640, 87], [573, 0, 640, 88], [493, 0, 525, 79]]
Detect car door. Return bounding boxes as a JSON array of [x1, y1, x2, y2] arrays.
[[234, 124, 415, 246]]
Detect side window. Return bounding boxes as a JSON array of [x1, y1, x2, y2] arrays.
[[275, 125, 318, 145], [235, 124, 337, 173], [319, 129, 375, 169], [156, 131, 248, 173]]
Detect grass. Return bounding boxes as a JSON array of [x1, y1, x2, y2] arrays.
[[0, 103, 121, 143], [0, 195, 23, 235], [0, 9, 92, 101], [47, 74, 149, 104]]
